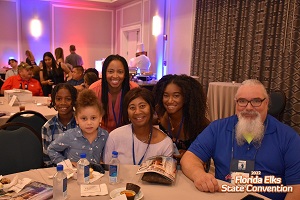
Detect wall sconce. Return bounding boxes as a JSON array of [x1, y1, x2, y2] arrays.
[[152, 15, 161, 36], [30, 18, 42, 38]]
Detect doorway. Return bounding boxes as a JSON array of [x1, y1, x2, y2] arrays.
[[120, 25, 142, 65]]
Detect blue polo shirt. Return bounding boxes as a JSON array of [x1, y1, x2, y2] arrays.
[[189, 115, 300, 200], [67, 78, 84, 86]]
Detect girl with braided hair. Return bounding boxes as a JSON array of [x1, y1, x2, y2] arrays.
[[41, 83, 78, 166]]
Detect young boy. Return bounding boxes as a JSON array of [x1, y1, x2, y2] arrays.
[[48, 89, 108, 165]]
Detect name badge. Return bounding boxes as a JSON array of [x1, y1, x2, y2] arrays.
[[230, 159, 254, 184]]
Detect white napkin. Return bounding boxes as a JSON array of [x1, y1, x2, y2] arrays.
[[3, 176, 32, 193], [112, 194, 127, 200], [58, 159, 77, 172], [89, 171, 104, 183], [2, 175, 19, 191], [48, 159, 76, 179], [80, 183, 108, 197]]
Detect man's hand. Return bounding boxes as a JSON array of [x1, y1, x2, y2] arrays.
[[181, 151, 220, 193], [193, 171, 220, 192]]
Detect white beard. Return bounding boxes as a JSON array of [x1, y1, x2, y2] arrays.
[[235, 110, 265, 147]]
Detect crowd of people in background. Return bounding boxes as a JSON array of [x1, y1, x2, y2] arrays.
[[1, 46, 300, 200]]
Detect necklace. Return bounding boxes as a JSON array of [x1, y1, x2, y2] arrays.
[[168, 117, 184, 143], [168, 116, 181, 131], [133, 132, 151, 143]]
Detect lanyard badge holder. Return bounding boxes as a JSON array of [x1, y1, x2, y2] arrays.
[[230, 159, 255, 185], [229, 128, 256, 185]]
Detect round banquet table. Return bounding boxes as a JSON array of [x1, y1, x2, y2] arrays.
[[207, 82, 241, 122], [3, 165, 269, 200], [0, 96, 57, 126]]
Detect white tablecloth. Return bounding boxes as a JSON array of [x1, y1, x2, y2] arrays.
[[0, 96, 56, 125], [207, 82, 241, 121], [3, 165, 268, 200]]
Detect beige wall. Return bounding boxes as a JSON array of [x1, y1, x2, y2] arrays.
[[0, 0, 195, 78], [0, 0, 115, 69], [117, 0, 196, 78], [0, 0, 20, 65], [52, 4, 114, 68]]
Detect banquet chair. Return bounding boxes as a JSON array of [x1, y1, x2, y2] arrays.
[[0, 122, 42, 143], [268, 90, 286, 121], [6, 110, 47, 136], [0, 126, 43, 175]]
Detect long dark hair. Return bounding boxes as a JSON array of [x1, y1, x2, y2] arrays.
[[42, 52, 61, 80], [101, 54, 130, 123], [153, 74, 209, 140], [123, 87, 155, 124]]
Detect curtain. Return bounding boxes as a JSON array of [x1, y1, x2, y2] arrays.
[[191, 0, 300, 133]]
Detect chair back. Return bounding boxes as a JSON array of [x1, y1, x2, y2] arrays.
[[6, 110, 47, 135], [268, 90, 286, 121], [0, 122, 42, 143], [0, 127, 43, 175]]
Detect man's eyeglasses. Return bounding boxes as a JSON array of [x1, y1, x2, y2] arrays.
[[236, 98, 266, 107]]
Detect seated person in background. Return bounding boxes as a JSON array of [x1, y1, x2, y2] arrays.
[[0, 62, 43, 96], [180, 79, 300, 200], [41, 83, 77, 166], [67, 65, 84, 86], [153, 74, 210, 163], [5, 58, 18, 80], [75, 71, 99, 92], [89, 54, 139, 133], [48, 89, 108, 165], [103, 87, 173, 165], [85, 68, 99, 79], [83, 71, 98, 87]]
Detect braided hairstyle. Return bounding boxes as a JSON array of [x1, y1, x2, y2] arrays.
[[50, 83, 77, 110], [153, 74, 209, 140]]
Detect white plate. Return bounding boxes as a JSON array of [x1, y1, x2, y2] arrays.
[[110, 187, 143, 200]]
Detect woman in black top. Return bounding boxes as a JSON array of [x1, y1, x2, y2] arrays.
[[39, 52, 71, 96]]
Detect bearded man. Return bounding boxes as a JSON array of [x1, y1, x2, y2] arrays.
[[181, 79, 300, 200]]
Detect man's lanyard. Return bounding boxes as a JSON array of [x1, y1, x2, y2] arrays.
[[112, 92, 123, 128], [131, 124, 152, 165], [167, 117, 184, 143]]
